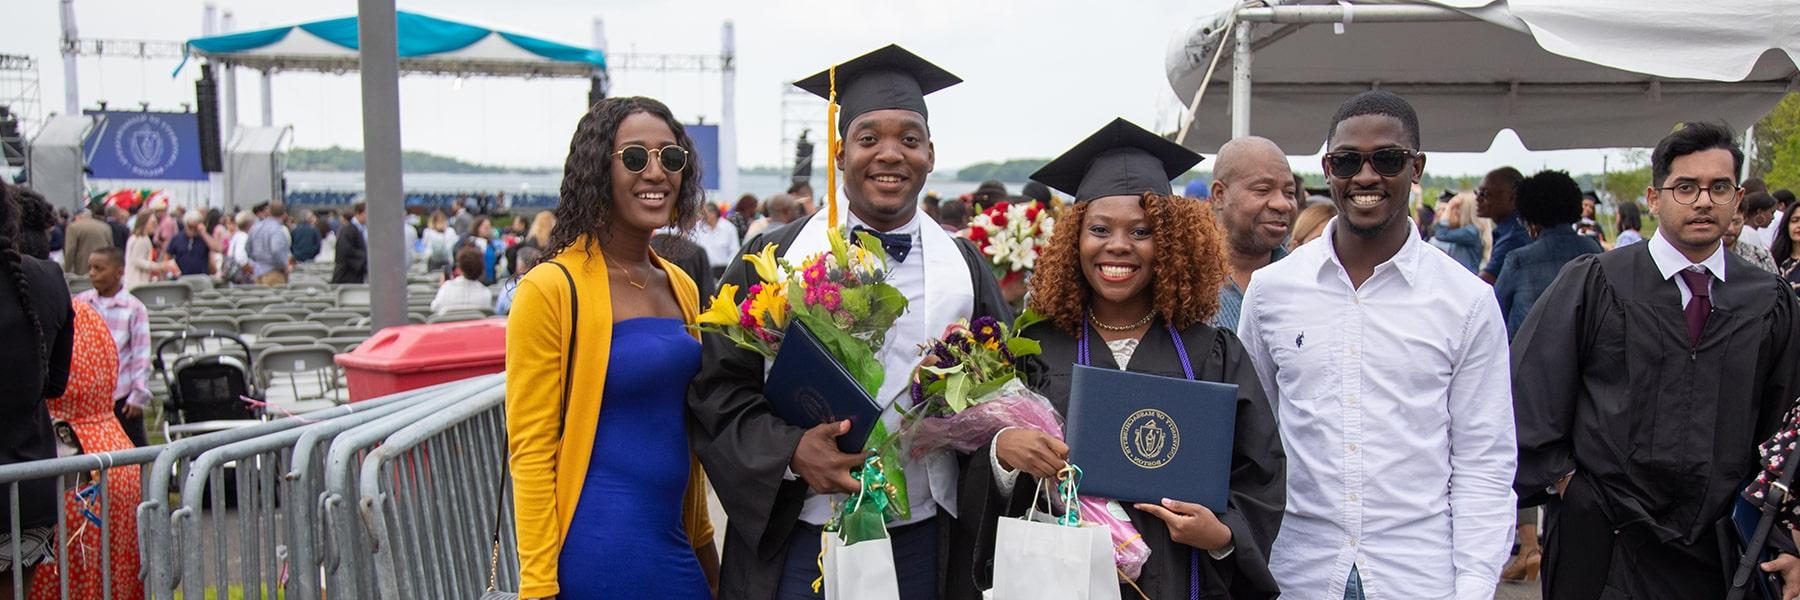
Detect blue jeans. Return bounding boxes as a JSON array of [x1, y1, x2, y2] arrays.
[[1344, 566, 1365, 600]]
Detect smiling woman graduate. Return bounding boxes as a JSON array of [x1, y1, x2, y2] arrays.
[[961, 118, 1287, 600]]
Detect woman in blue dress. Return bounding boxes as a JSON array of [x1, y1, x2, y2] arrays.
[[506, 96, 718, 600]]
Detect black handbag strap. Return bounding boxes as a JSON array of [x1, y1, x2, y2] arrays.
[[490, 261, 579, 593], [1729, 422, 1800, 600]]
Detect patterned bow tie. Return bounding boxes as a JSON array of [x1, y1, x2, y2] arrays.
[[851, 225, 913, 263]]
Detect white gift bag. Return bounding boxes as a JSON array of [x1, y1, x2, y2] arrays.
[[991, 482, 1122, 600], [822, 528, 903, 600]]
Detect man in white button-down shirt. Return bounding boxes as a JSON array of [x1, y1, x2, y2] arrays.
[[1237, 91, 1517, 600]]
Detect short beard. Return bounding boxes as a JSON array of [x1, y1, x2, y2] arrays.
[[1343, 209, 1401, 239]]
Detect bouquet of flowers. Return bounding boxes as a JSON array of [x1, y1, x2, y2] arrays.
[[903, 310, 1153, 581], [694, 227, 915, 527], [964, 201, 1054, 286]]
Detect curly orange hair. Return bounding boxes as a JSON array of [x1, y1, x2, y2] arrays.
[[1028, 193, 1229, 335]]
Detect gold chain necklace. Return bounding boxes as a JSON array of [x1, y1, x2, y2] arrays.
[[1089, 310, 1155, 332], [604, 253, 650, 289]]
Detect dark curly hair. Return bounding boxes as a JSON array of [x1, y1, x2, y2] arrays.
[[1514, 169, 1584, 228], [0, 184, 46, 377], [1028, 193, 1229, 334], [546, 96, 704, 261], [11, 185, 55, 259]]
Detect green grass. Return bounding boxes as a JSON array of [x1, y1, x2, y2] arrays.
[[172, 585, 286, 599]]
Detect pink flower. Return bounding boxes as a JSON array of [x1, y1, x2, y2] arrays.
[[803, 261, 827, 285], [822, 287, 843, 311]]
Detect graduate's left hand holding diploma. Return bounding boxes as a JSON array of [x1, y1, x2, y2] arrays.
[[1134, 498, 1234, 552], [793, 420, 870, 494]]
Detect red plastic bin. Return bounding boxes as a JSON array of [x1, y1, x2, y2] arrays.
[[335, 319, 507, 402]]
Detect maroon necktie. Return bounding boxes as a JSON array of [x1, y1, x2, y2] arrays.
[[1678, 268, 1712, 347]]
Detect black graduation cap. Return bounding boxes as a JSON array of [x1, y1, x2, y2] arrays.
[[793, 44, 962, 135], [1031, 118, 1204, 203]]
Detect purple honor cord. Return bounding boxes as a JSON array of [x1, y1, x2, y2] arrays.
[[1078, 309, 1201, 599]]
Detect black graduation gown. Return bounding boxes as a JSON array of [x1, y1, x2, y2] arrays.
[[960, 318, 1286, 600], [687, 213, 1012, 600], [1512, 243, 1800, 598]]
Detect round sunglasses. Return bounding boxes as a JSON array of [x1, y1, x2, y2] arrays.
[[1324, 148, 1418, 179], [612, 144, 689, 174]]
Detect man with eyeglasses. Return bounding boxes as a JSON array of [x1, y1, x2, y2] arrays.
[[1237, 90, 1517, 599], [1513, 121, 1800, 598], [688, 45, 1012, 600]]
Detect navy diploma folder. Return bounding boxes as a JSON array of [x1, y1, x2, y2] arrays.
[[764, 321, 883, 454], [1065, 364, 1238, 511]]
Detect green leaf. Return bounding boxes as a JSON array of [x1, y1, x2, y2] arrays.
[[793, 315, 885, 397], [963, 377, 1008, 402], [852, 230, 891, 265], [944, 372, 971, 412], [920, 364, 965, 377], [1014, 308, 1050, 333], [829, 227, 854, 270], [1005, 336, 1042, 358]]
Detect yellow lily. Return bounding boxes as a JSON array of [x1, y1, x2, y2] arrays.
[[751, 281, 789, 330], [744, 244, 783, 283], [696, 283, 742, 327]]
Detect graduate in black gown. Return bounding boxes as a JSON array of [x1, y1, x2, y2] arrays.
[[961, 119, 1286, 599], [1513, 122, 1800, 598], [687, 45, 1010, 600]]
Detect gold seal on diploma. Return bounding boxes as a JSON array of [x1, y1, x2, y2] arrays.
[[1120, 408, 1180, 469]]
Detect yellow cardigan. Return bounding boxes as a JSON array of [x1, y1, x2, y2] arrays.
[[505, 239, 714, 599]]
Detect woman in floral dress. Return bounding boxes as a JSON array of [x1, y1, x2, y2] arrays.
[[31, 301, 141, 600]]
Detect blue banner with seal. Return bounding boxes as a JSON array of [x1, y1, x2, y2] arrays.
[[686, 123, 721, 191], [82, 111, 207, 181]]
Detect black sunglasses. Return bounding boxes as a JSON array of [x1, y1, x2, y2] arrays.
[[612, 144, 689, 174], [1325, 148, 1418, 179]]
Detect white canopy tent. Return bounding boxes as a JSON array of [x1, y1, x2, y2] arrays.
[[25, 115, 95, 213], [1164, 0, 1800, 154]]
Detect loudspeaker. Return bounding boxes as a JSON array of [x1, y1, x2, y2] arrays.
[[0, 105, 22, 168], [195, 65, 223, 173]]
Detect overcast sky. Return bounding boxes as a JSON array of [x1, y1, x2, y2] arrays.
[[3, 0, 1635, 177]]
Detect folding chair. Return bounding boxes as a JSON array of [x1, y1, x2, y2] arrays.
[[261, 322, 331, 340], [131, 282, 193, 310], [256, 344, 349, 410], [236, 313, 297, 338]]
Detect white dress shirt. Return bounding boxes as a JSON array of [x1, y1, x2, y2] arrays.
[[431, 277, 494, 314], [1237, 219, 1517, 600], [692, 220, 743, 269], [1647, 230, 1726, 305]]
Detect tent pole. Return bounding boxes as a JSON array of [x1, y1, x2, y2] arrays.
[[260, 69, 273, 127], [358, 0, 408, 332], [720, 21, 738, 200], [221, 11, 237, 145], [1231, 22, 1252, 138], [60, 0, 80, 114]]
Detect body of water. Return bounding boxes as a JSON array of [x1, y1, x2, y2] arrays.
[[286, 171, 1018, 203]]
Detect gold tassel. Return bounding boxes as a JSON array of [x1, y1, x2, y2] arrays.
[[826, 65, 840, 228]]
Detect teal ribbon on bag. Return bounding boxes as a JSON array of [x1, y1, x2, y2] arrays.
[[1056, 464, 1084, 527], [850, 455, 893, 516]]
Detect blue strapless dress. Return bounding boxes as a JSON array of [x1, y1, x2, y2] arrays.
[[557, 317, 708, 599]]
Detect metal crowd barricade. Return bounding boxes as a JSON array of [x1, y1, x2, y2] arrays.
[[359, 381, 513, 599], [138, 384, 454, 598], [1, 446, 163, 600], [163, 379, 488, 600], [320, 374, 505, 598]]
